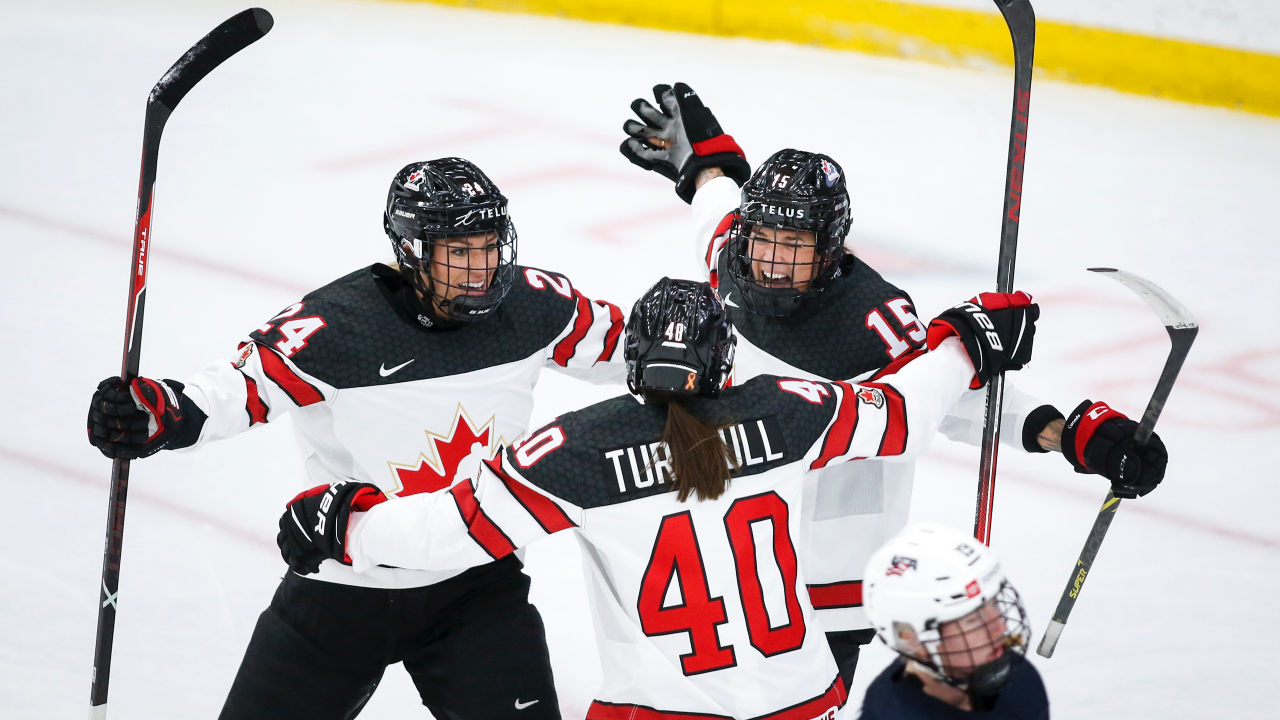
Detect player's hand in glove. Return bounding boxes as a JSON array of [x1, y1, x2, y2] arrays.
[[1062, 400, 1167, 498], [278, 481, 387, 574], [621, 82, 751, 203], [926, 292, 1038, 389], [87, 376, 190, 460]]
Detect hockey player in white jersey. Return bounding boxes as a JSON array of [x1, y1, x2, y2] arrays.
[[277, 278, 1040, 720], [619, 83, 1170, 687], [86, 158, 626, 720]]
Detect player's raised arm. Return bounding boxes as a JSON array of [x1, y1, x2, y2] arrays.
[[619, 82, 749, 278], [86, 307, 336, 459]]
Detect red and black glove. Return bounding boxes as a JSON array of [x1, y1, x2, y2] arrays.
[[926, 292, 1038, 389], [1062, 400, 1167, 498], [621, 82, 751, 203], [87, 376, 192, 460], [277, 481, 387, 575]]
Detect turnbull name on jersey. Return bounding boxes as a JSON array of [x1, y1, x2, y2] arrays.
[[602, 415, 788, 495]]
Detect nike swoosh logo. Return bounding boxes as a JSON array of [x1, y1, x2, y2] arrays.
[[515, 699, 539, 710], [379, 359, 415, 377], [724, 292, 739, 308]]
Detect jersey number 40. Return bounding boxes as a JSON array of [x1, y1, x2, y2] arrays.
[[637, 491, 805, 675]]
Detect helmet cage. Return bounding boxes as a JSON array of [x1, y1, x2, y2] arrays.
[[725, 210, 846, 317], [727, 149, 851, 318], [890, 581, 1031, 695], [384, 159, 518, 323], [625, 279, 736, 400]]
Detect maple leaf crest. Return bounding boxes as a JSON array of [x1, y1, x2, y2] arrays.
[[387, 407, 501, 497]]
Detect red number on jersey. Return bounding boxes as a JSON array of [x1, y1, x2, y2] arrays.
[[724, 493, 806, 656], [524, 269, 573, 298], [637, 512, 736, 675], [275, 316, 326, 357], [514, 426, 565, 469]]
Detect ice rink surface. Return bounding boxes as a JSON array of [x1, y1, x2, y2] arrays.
[[2, 0, 1279, 717]]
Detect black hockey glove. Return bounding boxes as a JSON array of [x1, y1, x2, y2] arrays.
[[278, 481, 387, 575], [87, 376, 192, 460], [926, 292, 1038, 389], [621, 82, 751, 203], [1062, 400, 1167, 498]]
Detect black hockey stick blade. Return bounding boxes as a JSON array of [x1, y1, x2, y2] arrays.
[[973, 0, 1035, 545], [1036, 269, 1197, 658], [150, 8, 273, 113], [91, 9, 273, 720]]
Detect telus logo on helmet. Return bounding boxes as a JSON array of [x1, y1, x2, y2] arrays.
[[454, 205, 507, 227]]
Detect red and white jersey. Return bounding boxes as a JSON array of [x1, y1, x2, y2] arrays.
[[347, 339, 975, 719], [179, 263, 625, 589], [692, 177, 1050, 631]]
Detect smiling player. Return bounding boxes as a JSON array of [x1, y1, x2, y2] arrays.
[[86, 157, 626, 720]]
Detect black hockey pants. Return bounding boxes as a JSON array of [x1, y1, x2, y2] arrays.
[[827, 629, 879, 693], [219, 555, 560, 720]]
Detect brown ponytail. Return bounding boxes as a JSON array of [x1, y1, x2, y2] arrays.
[[662, 402, 739, 502]]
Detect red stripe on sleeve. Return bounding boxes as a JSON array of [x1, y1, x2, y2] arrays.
[[704, 211, 736, 271], [241, 372, 269, 426], [810, 382, 859, 470], [868, 347, 925, 380], [257, 344, 325, 407], [586, 701, 730, 720], [757, 675, 847, 720], [449, 479, 517, 560], [863, 381, 908, 456], [807, 581, 863, 609], [486, 459, 577, 534], [552, 290, 595, 366], [594, 299, 624, 363]]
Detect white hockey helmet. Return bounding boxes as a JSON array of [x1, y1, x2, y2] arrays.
[[863, 522, 1030, 695]]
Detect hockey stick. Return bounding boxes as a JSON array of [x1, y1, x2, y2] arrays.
[[1036, 268, 1198, 658], [91, 9, 272, 719], [974, 0, 1036, 545]]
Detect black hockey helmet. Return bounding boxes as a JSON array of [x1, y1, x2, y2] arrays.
[[384, 158, 517, 323], [625, 278, 736, 401], [726, 149, 851, 317]]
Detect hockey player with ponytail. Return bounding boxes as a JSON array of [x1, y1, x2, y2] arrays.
[[278, 277, 1040, 719], [619, 82, 1170, 687]]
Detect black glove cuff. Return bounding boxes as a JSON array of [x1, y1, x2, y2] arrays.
[[166, 391, 208, 451], [675, 153, 751, 204], [1060, 399, 1095, 474], [1021, 404, 1065, 453]]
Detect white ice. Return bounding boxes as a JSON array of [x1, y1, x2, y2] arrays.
[[2, 1, 1278, 718]]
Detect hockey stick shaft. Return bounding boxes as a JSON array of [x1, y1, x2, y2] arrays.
[[90, 10, 272, 718], [974, 0, 1036, 545], [1037, 270, 1198, 657]]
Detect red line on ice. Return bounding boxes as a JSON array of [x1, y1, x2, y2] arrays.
[[0, 203, 311, 295], [0, 445, 275, 553]]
